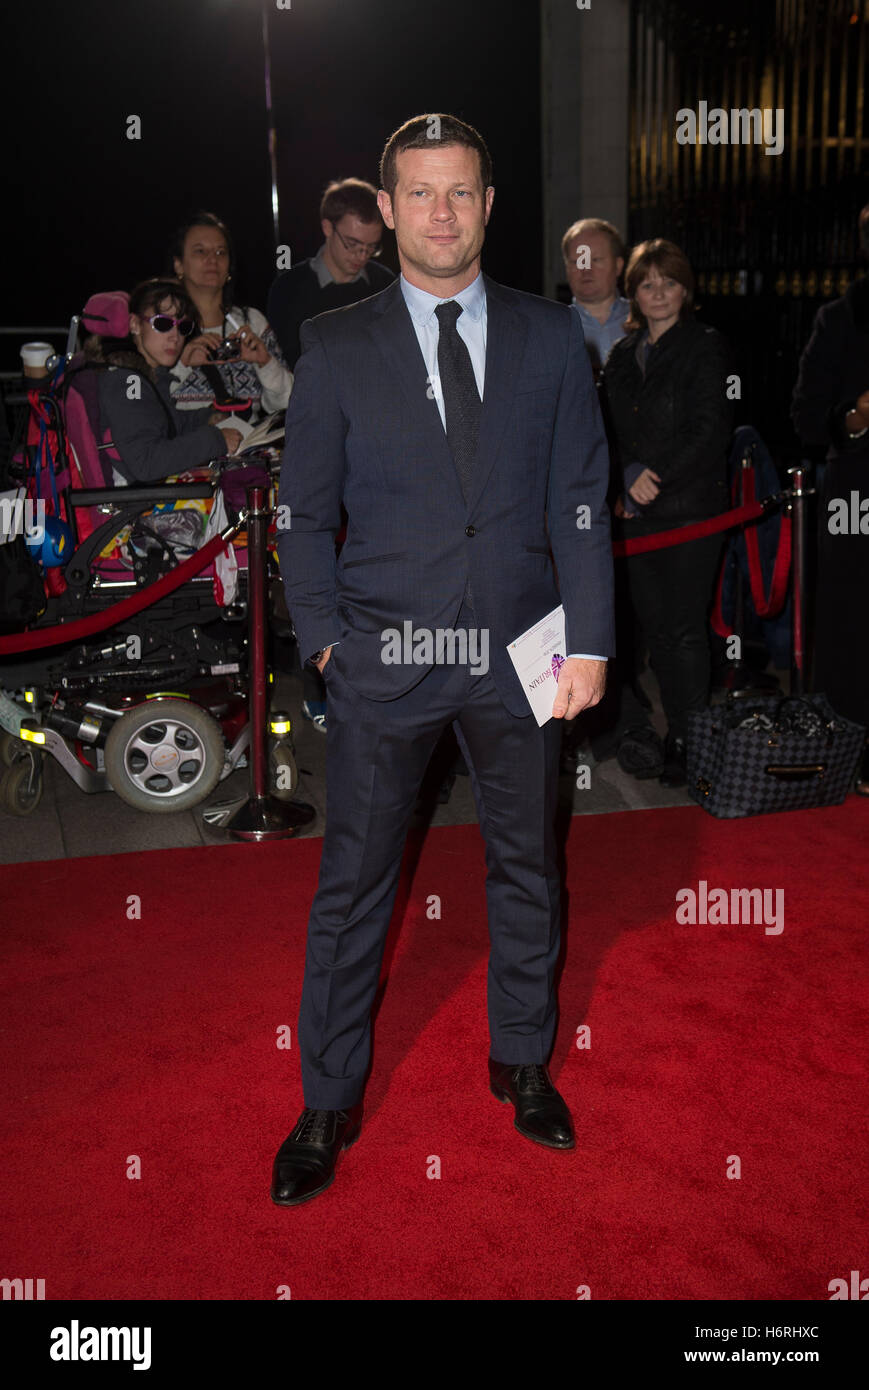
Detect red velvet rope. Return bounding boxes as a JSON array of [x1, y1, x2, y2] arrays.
[[1, 491, 792, 656], [611, 500, 765, 556], [0, 533, 228, 655], [740, 469, 792, 618], [709, 473, 792, 637]]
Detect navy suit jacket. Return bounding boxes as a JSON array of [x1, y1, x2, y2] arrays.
[[276, 273, 615, 719]]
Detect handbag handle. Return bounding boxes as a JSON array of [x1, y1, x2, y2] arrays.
[[726, 691, 834, 734]]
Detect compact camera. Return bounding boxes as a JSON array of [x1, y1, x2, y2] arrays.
[[208, 337, 240, 363]]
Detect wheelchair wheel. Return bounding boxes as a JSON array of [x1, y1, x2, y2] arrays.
[[104, 699, 225, 814], [269, 741, 298, 800], [0, 730, 29, 767], [1, 753, 43, 815]]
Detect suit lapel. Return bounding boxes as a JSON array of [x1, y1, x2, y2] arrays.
[[367, 274, 529, 515], [467, 277, 528, 514], [367, 280, 462, 503]]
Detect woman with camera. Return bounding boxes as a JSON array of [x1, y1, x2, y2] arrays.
[[92, 277, 242, 484], [602, 239, 732, 786], [169, 211, 292, 433]]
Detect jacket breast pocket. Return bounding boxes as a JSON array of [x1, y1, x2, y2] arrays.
[[515, 375, 556, 395]]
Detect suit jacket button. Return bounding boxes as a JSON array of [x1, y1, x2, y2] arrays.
[[465, 525, 476, 537]]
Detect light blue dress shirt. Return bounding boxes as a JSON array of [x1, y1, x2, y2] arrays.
[[570, 296, 630, 370], [400, 271, 486, 425], [398, 272, 605, 665]]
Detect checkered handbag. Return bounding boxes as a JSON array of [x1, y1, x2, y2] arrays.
[[686, 693, 866, 818]]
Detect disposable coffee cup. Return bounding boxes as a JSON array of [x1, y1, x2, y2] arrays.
[[21, 342, 55, 379]]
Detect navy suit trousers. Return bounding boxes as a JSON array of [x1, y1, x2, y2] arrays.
[[297, 601, 564, 1109]]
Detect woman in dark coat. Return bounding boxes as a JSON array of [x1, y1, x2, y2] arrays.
[[791, 221, 869, 792], [90, 277, 242, 483], [602, 239, 732, 785]]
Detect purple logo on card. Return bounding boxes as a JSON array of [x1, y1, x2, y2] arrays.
[[551, 652, 565, 681]]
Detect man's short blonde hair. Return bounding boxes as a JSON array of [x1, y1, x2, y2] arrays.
[[561, 218, 626, 264]]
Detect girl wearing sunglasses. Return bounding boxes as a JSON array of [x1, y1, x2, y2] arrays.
[[169, 211, 292, 433], [91, 277, 243, 484]]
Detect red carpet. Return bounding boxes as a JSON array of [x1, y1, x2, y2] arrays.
[[1, 803, 867, 1301]]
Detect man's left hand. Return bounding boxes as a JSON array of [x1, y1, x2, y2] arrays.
[[551, 657, 607, 721]]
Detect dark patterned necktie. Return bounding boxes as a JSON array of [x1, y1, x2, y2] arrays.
[[435, 300, 481, 503]]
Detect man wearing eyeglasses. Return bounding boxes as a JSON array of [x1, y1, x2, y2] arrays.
[[266, 177, 394, 369]]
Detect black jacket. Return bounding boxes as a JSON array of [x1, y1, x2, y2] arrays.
[[266, 259, 395, 368], [89, 345, 228, 484], [791, 275, 869, 460], [601, 316, 732, 529]]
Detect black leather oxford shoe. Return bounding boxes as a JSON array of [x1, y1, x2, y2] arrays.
[[270, 1104, 363, 1207], [488, 1058, 575, 1150]]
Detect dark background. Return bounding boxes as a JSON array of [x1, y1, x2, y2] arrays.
[[5, 0, 542, 334], [7, 0, 868, 456], [627, 0, 869, 454]]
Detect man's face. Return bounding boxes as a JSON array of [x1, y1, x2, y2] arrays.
[[565, 229, 623, 306], [377, 143, 493, 289], [321, 214, 383, 279]]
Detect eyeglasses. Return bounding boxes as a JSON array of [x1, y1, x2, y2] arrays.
[[189, 246, 229, 260], [330, 225, 382, 259], [145, 314, 195, 337]]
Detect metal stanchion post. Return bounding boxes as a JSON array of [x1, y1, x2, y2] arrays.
[[787, 463, 809, 696], [728, 454, 750, 691], [227, 483, 315, 841]]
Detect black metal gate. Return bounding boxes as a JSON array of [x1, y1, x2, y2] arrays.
[[628, 0, 868, 454]]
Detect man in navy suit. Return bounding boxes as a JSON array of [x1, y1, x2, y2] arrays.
[[272, 114, 615, 1206]]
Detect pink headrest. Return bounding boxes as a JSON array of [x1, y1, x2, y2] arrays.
[[82, 290, 130, 339]]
